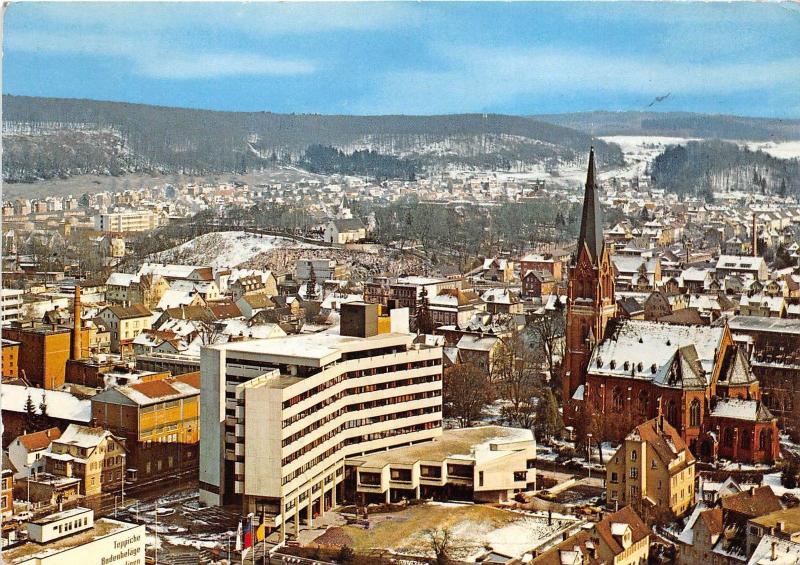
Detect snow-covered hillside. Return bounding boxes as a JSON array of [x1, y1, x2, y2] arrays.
[[152, 231, 321, 269]]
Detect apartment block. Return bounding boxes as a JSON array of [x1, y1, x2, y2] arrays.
[[200, 303, 443, 539], [1, 288, 24, 324], [95, 210, 158, 233]]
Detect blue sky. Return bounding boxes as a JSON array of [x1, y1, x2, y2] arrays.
[[4, 2, 800, 117]]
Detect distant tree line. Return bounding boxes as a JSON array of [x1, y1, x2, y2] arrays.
[[651, 139, 800, 197], [296, 145, 417, 181], [3, 95, 623, 182]]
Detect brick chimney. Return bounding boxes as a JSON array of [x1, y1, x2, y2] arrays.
[[71, 286, 82, 360]]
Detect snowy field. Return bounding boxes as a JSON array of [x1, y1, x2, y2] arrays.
[[745, 141, 800, 160], [152, 231, 321, 268]]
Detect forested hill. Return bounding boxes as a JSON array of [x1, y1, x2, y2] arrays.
[[534, 111, 800, 140], [651, 140, 800, 198], [2, 95, 623, 182]]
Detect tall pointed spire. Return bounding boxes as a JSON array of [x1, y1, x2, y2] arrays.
[[578, 147, 605, 264]]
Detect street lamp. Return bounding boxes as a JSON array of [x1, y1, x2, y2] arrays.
[[587, 433, 593, 481]]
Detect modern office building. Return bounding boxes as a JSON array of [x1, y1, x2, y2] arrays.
[[1, 288, 24, 324], [95, 210, 159, 233], [348, 426, 536, 504], [200, 303, 444, 539]]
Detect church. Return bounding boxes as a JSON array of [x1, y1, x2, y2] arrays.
[[562, 149, 779, 464]]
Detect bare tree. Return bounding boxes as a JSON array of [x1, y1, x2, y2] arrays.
[[443, 363, 491, 428], [528, 310, 565, 381], [492, 331, 545, 428], [197, 320, 225, 346], [423, 528, 459, 565]]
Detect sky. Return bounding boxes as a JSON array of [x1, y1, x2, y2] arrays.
[[4, 2, 800, 118]]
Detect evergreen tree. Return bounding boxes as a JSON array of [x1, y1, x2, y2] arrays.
[[24, 393, 37, 432], [38, 393, 51, 430]]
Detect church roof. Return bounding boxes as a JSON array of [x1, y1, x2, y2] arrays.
[[717, 346, 758, 386], [653, 345, 707, 389], [578, 147, 605, 264]]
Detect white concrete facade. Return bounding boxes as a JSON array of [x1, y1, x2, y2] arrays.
[[95, 211, 158, 233], [199, 330, 443, 537]]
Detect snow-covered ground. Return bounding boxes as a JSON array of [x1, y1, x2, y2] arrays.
[[599, 135, 699, 181], [152, 231, 321, 268], [745, 141, 800, 160]]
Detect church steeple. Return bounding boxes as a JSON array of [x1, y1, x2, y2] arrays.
[[562, 146, 617, 426], [578, 147, 605, 264]]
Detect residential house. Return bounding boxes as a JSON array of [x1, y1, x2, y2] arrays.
[[606, 416, 696, 524], [8, 427, 62, 479], [43, 424, 126, 497], [98, 304, 152, 354], [91, 373, 200, 483], [2, 453, 14, 518], [532, 506, 649, 565]]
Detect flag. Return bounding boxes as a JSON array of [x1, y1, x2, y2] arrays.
[[243, 513, 254, 553], [235, 520, 242, 552], [256, 522, 267, 542]]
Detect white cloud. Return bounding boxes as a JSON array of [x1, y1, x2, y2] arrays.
[[5, 30, 317, 79], [360, 44, 800, 114], [12, 2, 423, 36], [137, 53, 316, 79]]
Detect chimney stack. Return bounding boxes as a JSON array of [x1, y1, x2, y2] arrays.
[[71, 286, 82, 360]]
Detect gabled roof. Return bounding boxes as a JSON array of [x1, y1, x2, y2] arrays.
[[720, 486, 781, 518], [103, 304, 152, 320], [627, 416, 694, 470], [654, 345, 707, 390], [331, 218, 364, 231], [594, 506, 650, 557], [717, 346, 757, 386], [15, 427, 62, 452]]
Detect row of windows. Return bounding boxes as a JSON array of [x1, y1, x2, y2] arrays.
[[722, 427, 773, 450], [281, 374, 441, 440], [280, 421, 441, 486], [282, 373, 441, 429], [282, 359, 441, 410], [282, 402, 441, 465], [593, 387, 703, 428], [53, 516, 89, 534]]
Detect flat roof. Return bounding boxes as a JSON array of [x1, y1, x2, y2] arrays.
[[347, 426, 533, 469], [31, 506, 91, 526], [727, 315, 800, 335], [3, 518, 138, 563], [217, 329, 415, 365]]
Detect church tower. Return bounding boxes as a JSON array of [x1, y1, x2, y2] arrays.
[[563, 148, 617, 413]]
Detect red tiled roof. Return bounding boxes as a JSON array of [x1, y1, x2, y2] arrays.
[[129, 380, 179, 399], [174, 371, 200, 389], [17, 427, 62, 452]]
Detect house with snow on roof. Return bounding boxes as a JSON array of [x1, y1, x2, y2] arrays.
[[91, 373, 200, 483], [43, 424, 126, 497]]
